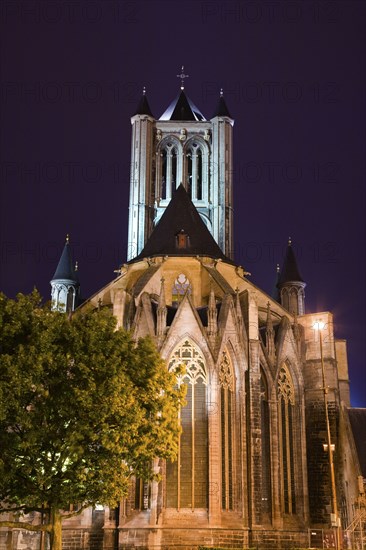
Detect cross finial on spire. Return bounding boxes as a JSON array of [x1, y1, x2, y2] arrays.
[[75, 261, 78, 272], [276, 263, 280, 273], [177, 65, 189, 90], [142, 86, 146, 95], [66, 234, 70, 244], [288, 236, 292, 246], [220, 88, 224, 97]]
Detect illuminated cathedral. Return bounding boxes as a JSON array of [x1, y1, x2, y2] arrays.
[[16, 73, 366, 549]]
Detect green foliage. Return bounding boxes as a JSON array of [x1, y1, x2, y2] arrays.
[[0, 290, 184, 516]]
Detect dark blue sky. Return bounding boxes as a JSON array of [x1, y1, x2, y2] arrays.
[[0, 0, 365, 406]]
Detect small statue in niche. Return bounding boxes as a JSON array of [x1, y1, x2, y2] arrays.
[[179, 128, 187, 141], [204, 129, 211, 141], [156, 129, 162, 141]]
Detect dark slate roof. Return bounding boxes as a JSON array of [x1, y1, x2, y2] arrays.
[[203, 265, 235, 295], [159, 90, 206, 121], [129, 184, 232, 263], [133, 93, 154, 117], [348, 408, 366, 477], [132, 266, 160, 296], [277, 242, 305, 285], [51, 241, 78, 282], [212, 94, 232, 119]]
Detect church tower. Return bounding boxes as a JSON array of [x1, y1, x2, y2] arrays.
[[47, 72, 360, 550], [127, 67, 234, 260], [50, 235, 79, 313]]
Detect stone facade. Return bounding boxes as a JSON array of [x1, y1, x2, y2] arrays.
[[2, 85, 364, 550]]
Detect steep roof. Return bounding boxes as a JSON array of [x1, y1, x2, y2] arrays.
[[277, 241, 305, 285], [51, 239, 78, 283], [348, 408, 366, 477], [212, 93, 232, 119], [133, 91, 154, 117], [159, 90, 206, 121], [129, 185, 232, 263]]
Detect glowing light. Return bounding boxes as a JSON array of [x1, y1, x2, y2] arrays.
[[313, 320, 325, 331]]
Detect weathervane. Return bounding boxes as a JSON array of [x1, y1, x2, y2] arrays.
[[177, 65, 189, 90]]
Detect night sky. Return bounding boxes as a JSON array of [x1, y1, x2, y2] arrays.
[[1, 0, 365, 406]]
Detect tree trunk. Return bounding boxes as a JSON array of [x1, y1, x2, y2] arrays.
[[50, 508, 63, 550]]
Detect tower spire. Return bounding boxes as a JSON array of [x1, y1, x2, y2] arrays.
[[207, 286, 217, 338], [212, 88, 233, 119], [277, 239, 306, 315], [133, 86, 154, 117], [157, 278, 167, 338], [235, 287, 244, 331], [50, 235, 80, 313]]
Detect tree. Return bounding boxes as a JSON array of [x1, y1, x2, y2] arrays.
[[0, 291, 184, 550]]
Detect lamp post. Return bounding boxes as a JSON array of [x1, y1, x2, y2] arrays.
[[313, 320, 340, 550]]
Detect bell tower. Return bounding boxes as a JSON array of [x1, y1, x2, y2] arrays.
[[127, 69, 234, 261]]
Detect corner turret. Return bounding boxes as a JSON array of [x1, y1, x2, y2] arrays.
[[50, 235, 80, 313], [277, 238, 306, 315]]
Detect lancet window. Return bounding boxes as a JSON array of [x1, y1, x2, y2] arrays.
[[166, 340, 208, 510], [185, 140, 207, 201], [160, 141, 179, 200], [219, 350, 235, 511], [278, 364, 296, 514]]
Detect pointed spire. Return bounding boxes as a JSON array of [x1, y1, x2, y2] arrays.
[[208, 286, 216, 310], [157, 278, 167, 337], [51, 235, 78, 282], [278, 238, 304, 284], [207, 286, 217, 337], [50, 235, 80, 313], [277, 238, 306, 315], [158, 277, 166, 310], [212, 88, 233, 119], [133, 86, 154, 117], [235, 287, 243, 330], [272, 263, 281, 302], [159, 90, 205, 121], [266, 302, 274, 333], [266, 302, 276, 364]]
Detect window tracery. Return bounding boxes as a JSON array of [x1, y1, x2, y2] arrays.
[[166, 340, 208, 510], [278, 364, 296, 514], [172, 274, 192, 305], [185, 140, 207, 201], [219, 350, 234, 510]]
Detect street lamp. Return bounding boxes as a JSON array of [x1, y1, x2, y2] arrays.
[[313, 320, 341, 550]]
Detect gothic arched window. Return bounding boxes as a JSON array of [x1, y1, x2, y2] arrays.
[[278, 364, 296, 514], [172, 274, 191, 306], [185, 141, 206, 201], [66, 287, 75, 313], [160, 141, 178, 200], [166, 340, 208, 510], [219, 350, 235, 511]]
